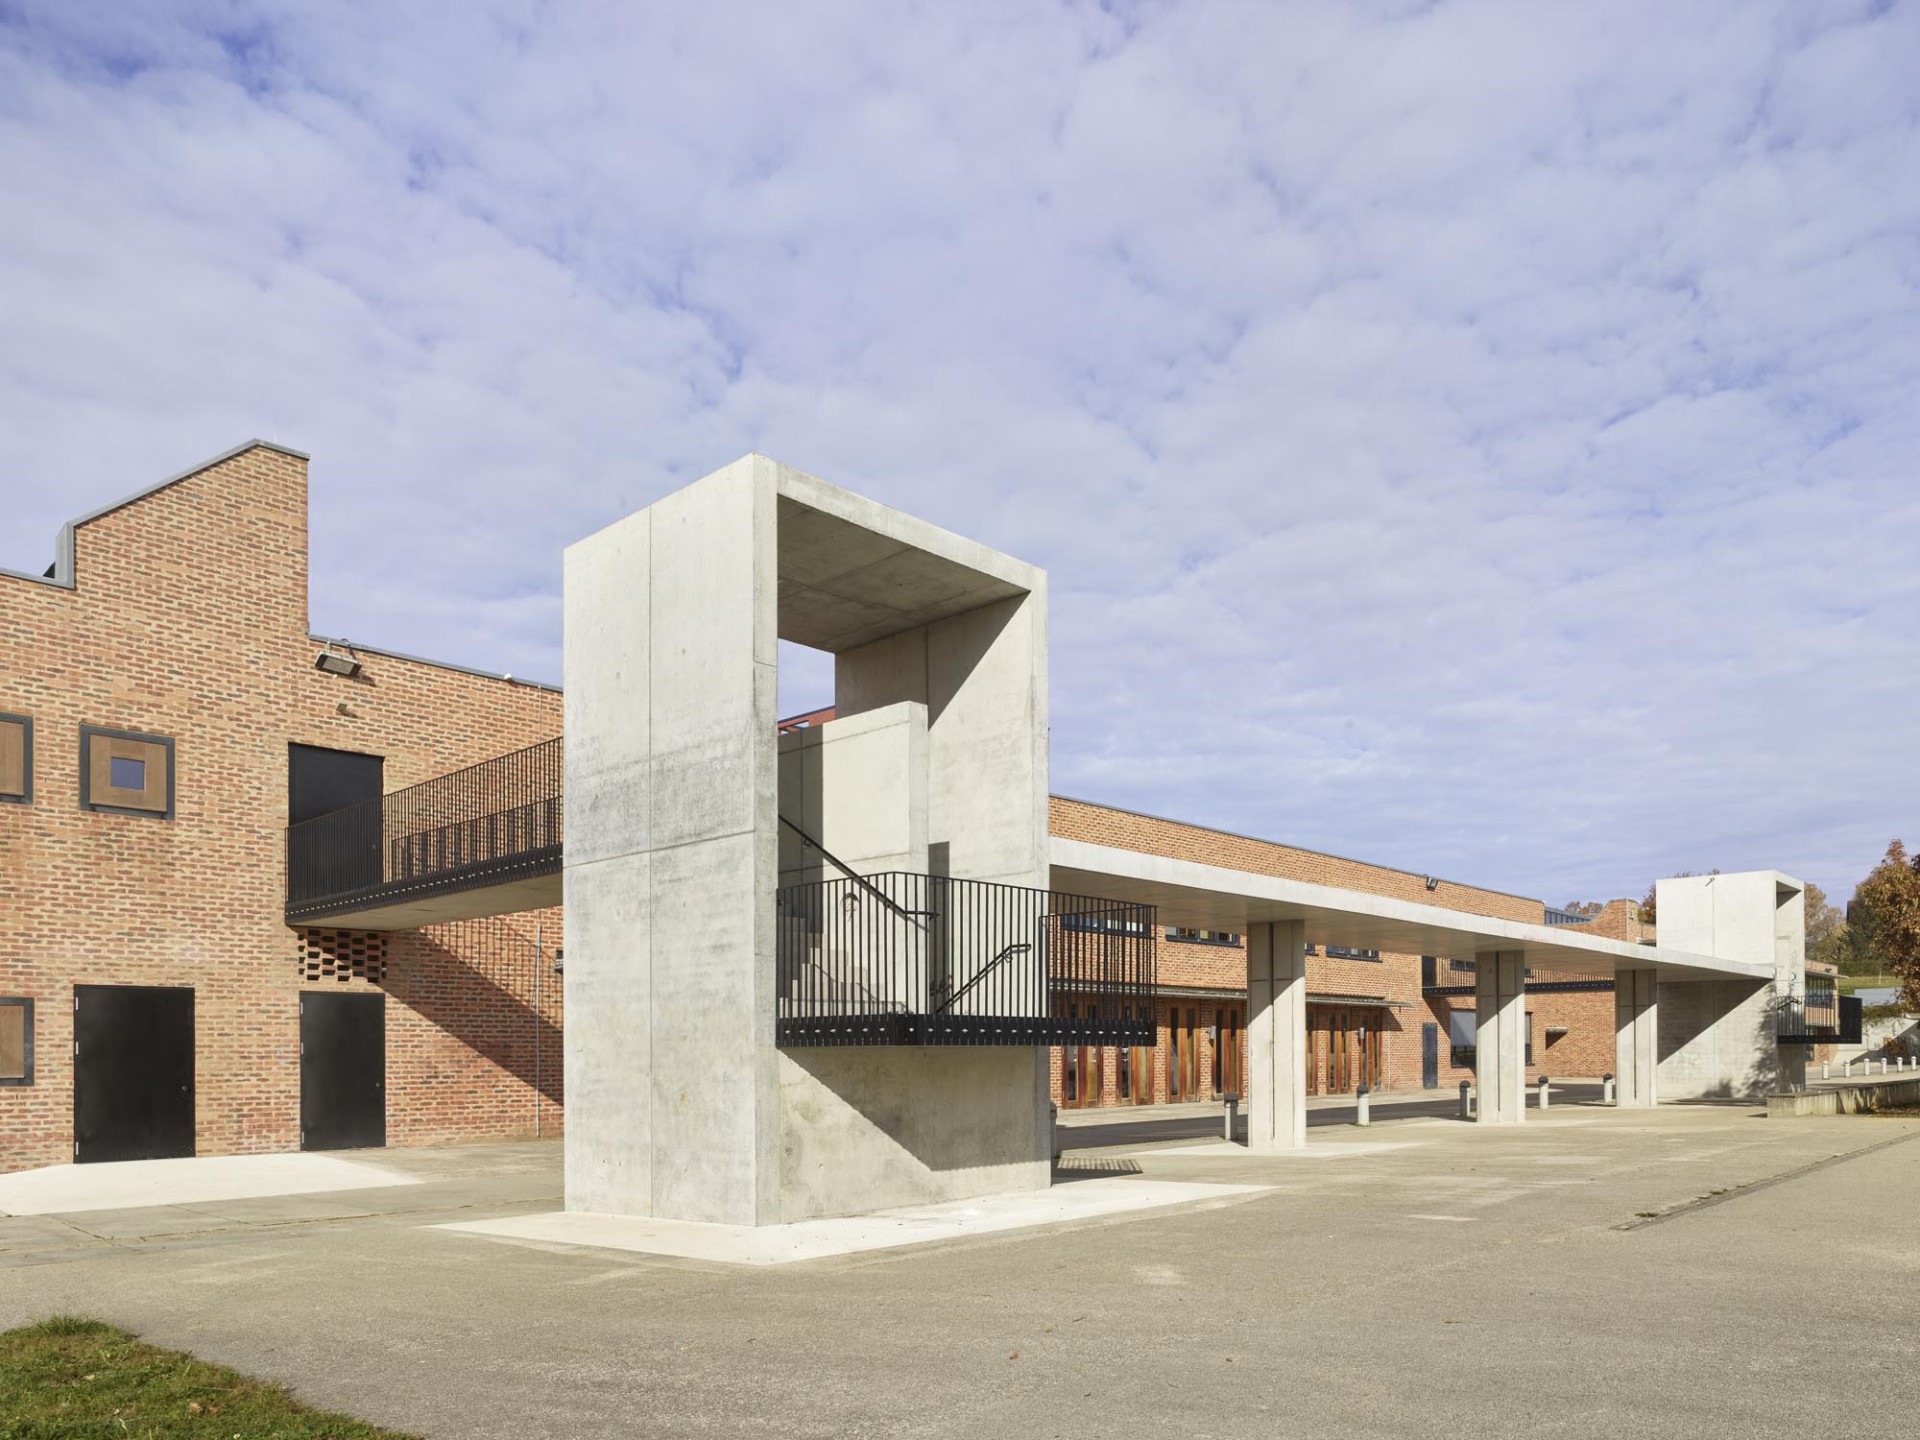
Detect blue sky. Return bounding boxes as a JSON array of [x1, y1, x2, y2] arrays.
[[2, 1, 1916, 907]]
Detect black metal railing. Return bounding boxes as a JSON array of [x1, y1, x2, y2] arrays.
[[774, 872, 1157, 1047], [1774, 993, 1861, 1046], [286, 737, 563, 922]]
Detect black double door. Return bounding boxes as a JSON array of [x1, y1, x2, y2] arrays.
[[300, 992, 386, 1151], [74, 985, 196, 1164]]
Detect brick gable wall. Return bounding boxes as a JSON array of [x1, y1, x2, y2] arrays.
[[0, 445, 563, 1171]]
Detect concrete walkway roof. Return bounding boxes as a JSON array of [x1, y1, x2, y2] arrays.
[[1050, 837, 1772, 983]]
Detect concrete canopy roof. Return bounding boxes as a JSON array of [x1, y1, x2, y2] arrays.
[[1050, 838, 1773, 984], [773, 466, 1037, 652]]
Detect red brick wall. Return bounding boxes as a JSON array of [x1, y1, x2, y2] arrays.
[[1049, 797, 1544, 923], [0, 444, 563, 1171]]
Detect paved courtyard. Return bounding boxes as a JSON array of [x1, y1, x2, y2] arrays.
[[3, 1103, 1916, 1439]]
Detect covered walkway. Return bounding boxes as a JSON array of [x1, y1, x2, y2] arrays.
[[1051, 839, 1799, 1145]]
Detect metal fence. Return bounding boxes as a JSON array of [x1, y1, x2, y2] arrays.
[[774, 872, 1157, 1047], [286, 737, 563, 923], [1774, 993, 1862, 1046]]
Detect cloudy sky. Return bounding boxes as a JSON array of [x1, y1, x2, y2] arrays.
[[2, 1, 1915, 907]]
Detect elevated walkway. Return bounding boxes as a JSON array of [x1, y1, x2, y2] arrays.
[[285, 738, 561, 929], [291, 741, 1799, 991]]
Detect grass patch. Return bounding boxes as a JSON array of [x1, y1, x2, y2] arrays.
[[0, 1316, 416, 1438]]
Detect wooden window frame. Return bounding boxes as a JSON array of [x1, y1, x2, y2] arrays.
[[80, 725, 175, 819], [0, 997, 32, 1086], [0, 713, 30, 805]]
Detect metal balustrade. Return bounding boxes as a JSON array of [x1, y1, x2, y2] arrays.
[[285, 737, 563, 924], [775, 872, 1157, 1047], [1773, 993, 1861, 1046]]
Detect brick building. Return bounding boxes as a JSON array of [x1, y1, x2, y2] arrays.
[[2, 440, 1631, 1172], [1, 442, 564, 1171]]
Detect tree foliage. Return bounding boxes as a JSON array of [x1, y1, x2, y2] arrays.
[[1850, 840, 1920, 1007]]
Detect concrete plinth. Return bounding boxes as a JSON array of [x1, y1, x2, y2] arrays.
[[1246, 920, 1307, 1150], [1475, 952, 1526, 1124]]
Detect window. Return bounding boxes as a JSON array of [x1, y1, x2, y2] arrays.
[[1166, 927, 1241, 946], [0, 998, 31, 1086], [1324, 946, 1380, 962], [1448, 1008, 1476, 1068], [0, 714, 31, 804], [1449, 1008, 1532, 1068], [1063, 912, 1148, 936], [80, 726, 174, 818]]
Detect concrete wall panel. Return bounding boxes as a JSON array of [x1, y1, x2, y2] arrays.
[[777, 1047, 1048, 1221]]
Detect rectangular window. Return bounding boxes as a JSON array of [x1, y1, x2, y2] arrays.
[[1325, 946, 1380, 961], [0, 998, 31, 1085], [0, 714, 31, 804], [1448, 1008, 1476, 1068], [1165, 927, 1241, 945], [80, 726, 174, 818]]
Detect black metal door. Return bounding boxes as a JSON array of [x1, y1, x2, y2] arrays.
[[289, 744, 385, 894], [288, 744, 384, 824], [73, 985, 195, 1164], [1422, 1022, 1440, 1089], [300, 992, 386, 1150]]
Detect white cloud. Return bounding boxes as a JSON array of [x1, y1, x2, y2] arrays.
[[1, 0, 1916, 904]]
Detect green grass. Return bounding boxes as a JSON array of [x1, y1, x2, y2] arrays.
[[1838, 974, 1901, 994], [0, 1317, 417, 1438]]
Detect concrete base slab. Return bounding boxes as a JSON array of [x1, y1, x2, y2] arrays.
[[437, 1177, 1268, 1266], [0, 1154, 421, 1217]]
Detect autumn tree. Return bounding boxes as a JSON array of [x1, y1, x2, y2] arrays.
[[1802, 880, 1849, 969], [1850, 840, 1920, 1006]]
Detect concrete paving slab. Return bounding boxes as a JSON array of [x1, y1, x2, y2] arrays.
[[437, 1176, 1270, 1266], [0, 1153, 421, 1216], [1167, 1139, 1425, 1159]]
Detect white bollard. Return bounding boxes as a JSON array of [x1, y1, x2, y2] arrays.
[[1822, 1061, 1831, 1080], [1538, 1076, 1551, 1111], [1355, 1084, 1371, 1127], [1844, 1059, 1854, 1078], [1459, 1080, 1473, 1120], [1602, 1072, 1616, 1105]]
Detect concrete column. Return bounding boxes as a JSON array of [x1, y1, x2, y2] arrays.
[[1246, 920, 1307, 1150], [1614, 966, 1658, 1108], [563, 457, 780, 1225], [1474, 951, 1527, 1124]]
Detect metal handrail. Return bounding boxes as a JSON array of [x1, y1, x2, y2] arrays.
[[775, 870, 1156, 1048], [286, 736, 562, 919]]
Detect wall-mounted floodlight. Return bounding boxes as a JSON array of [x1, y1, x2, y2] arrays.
[[1425, 876, 1440, 892], [315, 649, 361, 678]]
